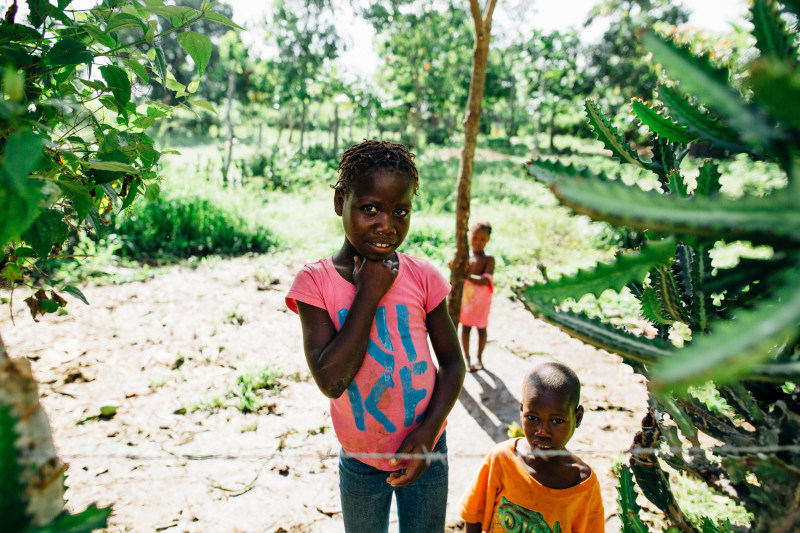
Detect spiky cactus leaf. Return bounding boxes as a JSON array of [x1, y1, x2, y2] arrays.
[[0, 404, 30, 532], [689, 244, 713, 332], [524, 158, 609, 186], [642, 287, 674, 325], [666, 169, 688, 197], [654, 265, 688, 323], [644, 31, 776, 149], [673, 244, 694, 300], [631, 97, 697, 145], [519, 238, 676, 303], [695, 160, 721, 197], [25, 504, 110, 533], [650, 138, 678, 191], [751, 0, 797, 63], [652, 267, 800, 391], [615, 465, 649, 533], [657, 85, 750, 154], [749, 58, 800, 132], [527, 164, 800, 242], [513, 294, 675, 365], [584, 99, 648, 169]]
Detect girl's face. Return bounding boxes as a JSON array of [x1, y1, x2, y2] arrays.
[[470, 228, 490, 253], [334, 169, 414, 261]]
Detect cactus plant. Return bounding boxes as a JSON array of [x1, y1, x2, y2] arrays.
[[518, 0, 800, 530], [0, 335, 109, 532]]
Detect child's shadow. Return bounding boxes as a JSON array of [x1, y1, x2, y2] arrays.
[[458, 368, 520, 443]]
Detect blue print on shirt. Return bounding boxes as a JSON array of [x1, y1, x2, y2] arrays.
[[338, 305, 430, 433]]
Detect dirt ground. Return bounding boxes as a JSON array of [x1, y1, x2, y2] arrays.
[[1, 255, 649, 532]]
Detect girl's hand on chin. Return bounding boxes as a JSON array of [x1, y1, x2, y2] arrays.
[[353, 256, 398, 299]]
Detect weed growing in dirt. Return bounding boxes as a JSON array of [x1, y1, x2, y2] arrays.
[[234, 365, 283, 413]]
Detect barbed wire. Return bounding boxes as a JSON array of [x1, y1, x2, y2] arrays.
[[25, 443, 800, 465]]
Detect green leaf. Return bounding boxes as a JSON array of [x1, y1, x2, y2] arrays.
[[0, 130, 44, 249], [145, 182, 160, 201], [123, 58, 149, 82], [653, 267, 800, 391], [100, 65, 131, 107], [54, 179, 94, 223], [177, 31, 212, 76], [21, 209, 65, 258], [154, 44, 167, 84], [62, 285, 90, 305], [203, 10, 245, 30], [513, 294, 674, 365], [26, 505, 110, 533], [657, 85, 749, 154], [520, 238, 676, 302], [584, 99, 646, 169], [84, 160, 138, 173], [106, 13, 145, 34], [525, 159, 800, 243], [630, 98, 697, 146], [0, 404, 29, 531], [643, 31, 776, 150], [187, 99, 216, 113], [751, 0, 796, 63], [81, 23, 116, 48], [1, 263, 23, 283], [14, 247, 35, 258], [145, 5, 198, 20], [45, 38, 93, 67]]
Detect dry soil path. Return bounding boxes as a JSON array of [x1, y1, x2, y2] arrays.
[[1, 256, 648, 532]]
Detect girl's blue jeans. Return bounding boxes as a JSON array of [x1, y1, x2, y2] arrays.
[[338, 431, 448, 533]]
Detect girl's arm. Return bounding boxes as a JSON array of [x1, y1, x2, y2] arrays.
[[387, 299, 466, 486], [468, 256, 495, 286], [296, 257, 398, 399]]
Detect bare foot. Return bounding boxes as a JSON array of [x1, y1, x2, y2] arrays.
[[468, 365, 477, 372], [473, 361, 483, 371]]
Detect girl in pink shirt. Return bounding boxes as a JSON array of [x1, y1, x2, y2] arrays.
[[286, 140, 465, 533]]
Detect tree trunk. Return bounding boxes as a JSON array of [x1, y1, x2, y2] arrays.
[[0, 332, 67, 527], [508, 76, 516, 137], [448, 0, 497, 324], [299, 100, 307, 152], [333, 102, 340, 154], [366, 102, 373, 139], [221, 70, 236, 186]]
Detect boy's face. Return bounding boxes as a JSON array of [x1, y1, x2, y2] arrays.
[[520, 387, 583, 453], [334, 169, 414, 261], [470, 229, 490, 253]]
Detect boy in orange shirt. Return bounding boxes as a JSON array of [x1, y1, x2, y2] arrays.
[[459, 362, 604, 532]]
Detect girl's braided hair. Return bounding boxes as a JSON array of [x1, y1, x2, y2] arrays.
[[333, 140, 419, 195]]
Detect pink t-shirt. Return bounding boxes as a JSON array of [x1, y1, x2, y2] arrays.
[[286, 253, 451, 471]]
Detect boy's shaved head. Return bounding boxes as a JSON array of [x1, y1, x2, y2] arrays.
[[522, 362, 581, 409]]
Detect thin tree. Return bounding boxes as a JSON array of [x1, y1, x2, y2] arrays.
[[448, 0, 498, 323]]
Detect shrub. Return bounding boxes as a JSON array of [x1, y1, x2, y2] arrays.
[[114, 190, 276, 261]]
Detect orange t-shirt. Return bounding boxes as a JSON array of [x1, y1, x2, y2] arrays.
[[459, 438, 604, 532]]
